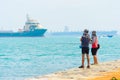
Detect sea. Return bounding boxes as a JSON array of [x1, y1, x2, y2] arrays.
[[0, 35, 120, 80]]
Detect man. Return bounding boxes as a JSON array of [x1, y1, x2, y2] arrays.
[[79, 29, 91, 68]]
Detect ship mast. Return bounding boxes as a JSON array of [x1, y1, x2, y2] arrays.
[[24, 14, 30, 31], [26, 14, 30, 21]]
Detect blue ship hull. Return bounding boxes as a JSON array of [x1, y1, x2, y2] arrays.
[[0, 29, 47, 37]]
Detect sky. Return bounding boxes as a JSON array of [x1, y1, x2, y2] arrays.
[[0, 0, 120, 32]]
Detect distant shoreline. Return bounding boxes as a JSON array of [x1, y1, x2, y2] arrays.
[[25, 59, 120, 80]]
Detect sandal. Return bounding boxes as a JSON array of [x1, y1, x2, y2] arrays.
[[78, 65, 84, 68], [87, 65, 90, 68]]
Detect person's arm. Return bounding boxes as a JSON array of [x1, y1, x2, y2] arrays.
[[89, 37, 92, 44], [80, 37, 82, 42], [88, 35, 91, 44]]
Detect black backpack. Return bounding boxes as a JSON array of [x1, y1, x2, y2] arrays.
[[81, 36, 90, 47], [97, 44, 100, 49]]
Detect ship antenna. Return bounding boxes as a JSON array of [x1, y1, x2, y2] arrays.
[[26, 14, 30, 21]]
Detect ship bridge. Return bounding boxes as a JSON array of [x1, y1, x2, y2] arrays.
[[24, 15, 43, 31]]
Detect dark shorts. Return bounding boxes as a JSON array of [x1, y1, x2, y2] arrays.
[[91, 48, 98, 55], [82, 47, 89, 54]]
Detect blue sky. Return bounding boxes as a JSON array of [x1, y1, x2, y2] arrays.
[[0, 0, 120, 32]]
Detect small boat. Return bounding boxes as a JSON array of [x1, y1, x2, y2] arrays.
[[107, 35, 113, 38]]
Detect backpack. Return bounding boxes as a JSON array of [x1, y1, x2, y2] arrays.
[[97, 44, 100, 49], [81, 36, 90, 47]]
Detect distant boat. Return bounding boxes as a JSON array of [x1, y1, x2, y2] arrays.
[[49, 26, 82, 36], [107, 35, 113, 38], [0, 15, 47, 37], [51, 31, 82, 36]]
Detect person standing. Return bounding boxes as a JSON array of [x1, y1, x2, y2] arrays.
[[79, 29, 91, 68], [91, 31, 99, 65]]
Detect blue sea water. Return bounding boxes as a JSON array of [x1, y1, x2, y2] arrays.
[[0, 36, 120, 80]]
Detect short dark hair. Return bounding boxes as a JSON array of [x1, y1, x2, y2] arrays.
[[92, 31, 96, 36], [84, 29, 89, 33], [92, 31, 96, 34]]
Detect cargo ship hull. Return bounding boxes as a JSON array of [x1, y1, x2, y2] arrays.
[[0, 29, 47, 37]]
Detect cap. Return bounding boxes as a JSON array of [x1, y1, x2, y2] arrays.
[[84, 29, 89, 33]]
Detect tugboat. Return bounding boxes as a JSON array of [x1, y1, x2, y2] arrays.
[[0, 15, 47, 37]]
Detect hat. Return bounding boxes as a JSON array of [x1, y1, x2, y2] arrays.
[[84, 29, 89, 33]]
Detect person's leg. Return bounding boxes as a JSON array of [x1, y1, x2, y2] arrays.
[[91, 48, 98, 64], [93, 48, 98, 64], [86, 54, 90, 68], [94, 55, 98, 64], [93, 56, 95, 64], [82, 54, 85, 66], [79, 47, 85, 68], [79, 54, 85, 68], [86, 47, 90, 68]]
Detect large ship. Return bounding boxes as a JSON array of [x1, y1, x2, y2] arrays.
[[50, 26, 117, 36], [0, 15, 47, 37]]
